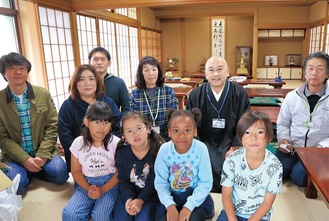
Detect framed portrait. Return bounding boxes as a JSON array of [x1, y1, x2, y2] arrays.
[[286, 54, 301, 66], [264, 55, 278, 66]]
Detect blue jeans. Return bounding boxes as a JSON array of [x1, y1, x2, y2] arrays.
[[156, 187, 214, 221], [3, 154, 69, 195], [217, 210, 267, 221], [275, 149, 307, 187], [113, 194, 157, 221], [155, 207, 207, 221], [62, 173, 118, 221]]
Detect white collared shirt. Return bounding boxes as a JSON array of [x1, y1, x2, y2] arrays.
[[211, 87, 224, 101]]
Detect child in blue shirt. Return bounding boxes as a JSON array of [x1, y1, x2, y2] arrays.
[[217, 110, 283, 221], [113, 111, 165, 221], [155, 108, 214, 221]]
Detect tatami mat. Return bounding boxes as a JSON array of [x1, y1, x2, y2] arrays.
[[17, 175, 328, 221]]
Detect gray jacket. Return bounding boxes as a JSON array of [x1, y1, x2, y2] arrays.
[[277, 81, 329, 147]]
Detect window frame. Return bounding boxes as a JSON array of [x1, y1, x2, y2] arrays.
[[0, 0, 22, 90]]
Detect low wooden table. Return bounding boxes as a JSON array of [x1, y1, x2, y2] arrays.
[[295, 147, 329, 208], [190, 71, 205, 78], [250, 106, 280, 124], [233, 79, 286, 89], [165, 77, 203, 89], [173, 87, 192, 109], [245, 88, 293, 98]]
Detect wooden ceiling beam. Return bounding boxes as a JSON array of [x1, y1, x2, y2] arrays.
[[70, 0, 315, 11], [22, 0, 318, 11]]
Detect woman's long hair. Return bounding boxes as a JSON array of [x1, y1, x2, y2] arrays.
[[69, 64, 105, 100]]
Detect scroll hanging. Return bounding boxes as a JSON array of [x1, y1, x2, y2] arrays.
[[211, 17, 225, 57]]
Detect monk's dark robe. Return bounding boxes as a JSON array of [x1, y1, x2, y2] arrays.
[[187, 80, 250, 193]]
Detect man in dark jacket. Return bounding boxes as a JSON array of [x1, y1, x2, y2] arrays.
[[187, 56, 250, 193], [88, 47, 130, 114]]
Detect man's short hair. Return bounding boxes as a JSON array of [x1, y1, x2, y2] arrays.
[[88, 47, 111, 61], [0, 52, 32, 81], [303, 51, 329, 74]]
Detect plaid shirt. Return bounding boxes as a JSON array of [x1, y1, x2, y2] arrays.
[[130, 85, 177, 138], [10, 87, 34, 156]]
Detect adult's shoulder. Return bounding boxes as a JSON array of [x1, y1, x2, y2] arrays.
[[0, 86, 6, 94], [285, 84, 303, 99], [61, 96, 74, 105], [0, 87, 7, 99], [111, 75, 126, 84], [162, 84, 175, 92], [131, 87, 142, 94], [228, 81, 247, 94], [31, 84, 51, 96], [115, 75, 125, 82], [31, 84, 46, 91], [61, 96, 89, 111], [100, 94, 121, 110], [190, 83, 206, 96], [58, 97, 72, 111], [99, 94, 115, 103]]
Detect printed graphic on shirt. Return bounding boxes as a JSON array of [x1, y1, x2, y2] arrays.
[[130, 163, 150, 188], [171, 162, 194, 190], [83, 151, 114, 176], [220, 148, 282, 220], [249, 174, 263, 187], [235, 175, 248, 191], [234, 199, 247, 213]]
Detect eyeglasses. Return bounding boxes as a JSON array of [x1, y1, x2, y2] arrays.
[[6, 66, 28, 73], [124, 126, 146, 135]]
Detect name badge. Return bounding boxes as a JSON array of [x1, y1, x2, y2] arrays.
[[212, 118, 225, 129], [153, 126, 160, 134]]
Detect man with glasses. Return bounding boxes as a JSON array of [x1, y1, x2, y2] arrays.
[[186, 56, 250, 193], [88, 47, 130, 114], [276, 51, 329, 187], [0, 52, 68, 195]]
